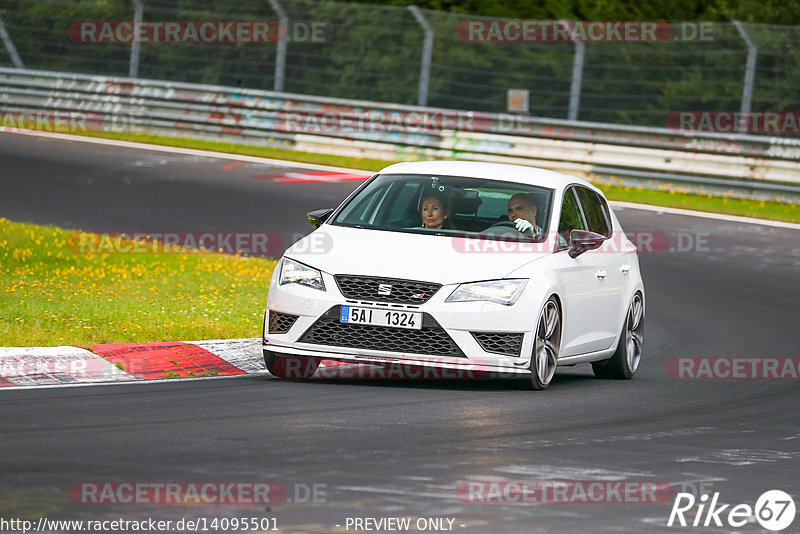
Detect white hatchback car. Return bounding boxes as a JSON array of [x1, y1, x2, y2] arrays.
[[263, 161, 644, 389]]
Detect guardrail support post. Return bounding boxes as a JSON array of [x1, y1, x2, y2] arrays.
[[129, 0, 143, 77], [0, 14, 25, 69], [408, 6, 433, 107], [268, 0, 288, 92], [733, 21, 757, 133], [561, 20, 584, 121]]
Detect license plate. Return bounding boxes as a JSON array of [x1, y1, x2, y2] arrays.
[[340, 306, 422, 330]]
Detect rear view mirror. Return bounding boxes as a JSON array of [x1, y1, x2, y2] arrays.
[[307, 208, 334, 228], [569, 229, 605, 258]]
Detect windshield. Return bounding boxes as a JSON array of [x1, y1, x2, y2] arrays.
[[331, 173, 554, 242]]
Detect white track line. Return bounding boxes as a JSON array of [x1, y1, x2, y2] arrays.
[[610, 201, 800, 230]]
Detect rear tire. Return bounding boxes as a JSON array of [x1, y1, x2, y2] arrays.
[[592, 292, 644, 379], [520, 297, 561, 390], [264, 350, 319, 379]]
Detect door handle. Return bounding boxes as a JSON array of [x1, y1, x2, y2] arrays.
[[595, 270, 607, 279], [620, 264, 631, 274]]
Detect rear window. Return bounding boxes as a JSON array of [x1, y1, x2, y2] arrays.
[[576, 187, 611, 237]]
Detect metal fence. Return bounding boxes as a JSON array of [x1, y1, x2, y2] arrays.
[[3, 67, 800, 193], [1, 0, 799, 129]]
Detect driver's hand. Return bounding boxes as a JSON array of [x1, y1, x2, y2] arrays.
[[514, 218, 535, 234]]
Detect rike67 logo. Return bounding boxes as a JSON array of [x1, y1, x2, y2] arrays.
[[668, 490, 796, 531]]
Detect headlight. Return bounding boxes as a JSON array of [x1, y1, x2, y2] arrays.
[[279, 257, 325, 291], [446, 279, 527, 306]]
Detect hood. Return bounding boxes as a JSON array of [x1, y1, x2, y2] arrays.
[[284, 225, 553, 285]]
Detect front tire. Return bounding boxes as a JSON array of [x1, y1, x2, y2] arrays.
[[521, 297, 561, 390], [264, 350, 319, 379], [592, 292, 644, 379]]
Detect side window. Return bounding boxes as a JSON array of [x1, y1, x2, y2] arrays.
[[558, 188, 586, 246], [576, 187, 611, 237], [597, 192, 613, 235]]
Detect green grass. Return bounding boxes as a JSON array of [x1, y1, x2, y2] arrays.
[[71, 129, 799, 224], [0, 219, 276, 346], [596, 183, 800, 223]]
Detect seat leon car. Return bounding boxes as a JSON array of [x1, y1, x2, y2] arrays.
[[263, 161, 644, 389]]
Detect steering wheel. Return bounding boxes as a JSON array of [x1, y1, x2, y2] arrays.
[[485, 219, 543, 240], [486, 220, 518, 230]]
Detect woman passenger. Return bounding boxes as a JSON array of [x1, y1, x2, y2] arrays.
[[420, 192, 455, 230]]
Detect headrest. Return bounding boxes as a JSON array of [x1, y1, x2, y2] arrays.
[[453, 189, 482, 215]]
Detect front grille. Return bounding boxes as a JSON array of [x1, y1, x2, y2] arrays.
[[471, 332, 524, 357], [334, 275, 441, 305], [269, 310, 299, 334], [299, 307, 464, 357]]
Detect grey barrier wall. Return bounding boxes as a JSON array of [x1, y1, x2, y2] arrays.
[[2, 67, 799, 188]]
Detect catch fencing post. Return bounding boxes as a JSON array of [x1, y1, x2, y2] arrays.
[[561, 20, 584, 121], [408, 6, 433, 107], [0, 14, 25, 69], [129, 0, 143, 77], [733, 21, 757, 133], [267, 0, 288, 92]]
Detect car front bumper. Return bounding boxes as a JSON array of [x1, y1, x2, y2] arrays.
[[263, 270, 543, 375]]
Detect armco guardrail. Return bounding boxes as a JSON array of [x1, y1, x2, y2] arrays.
[[2, 67, 800, 187]]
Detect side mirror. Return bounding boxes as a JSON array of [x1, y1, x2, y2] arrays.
[[568, 229, 605, 258], [307, 208, 334, 228]]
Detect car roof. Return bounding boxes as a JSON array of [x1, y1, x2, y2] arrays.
[[377, 161, 594, 191]]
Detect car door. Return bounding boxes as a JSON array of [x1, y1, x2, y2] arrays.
[[575, 186, 621, 348], [555, 187, 610, 357]]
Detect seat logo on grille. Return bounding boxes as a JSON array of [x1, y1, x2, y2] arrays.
[[377, 284, 393, 296]]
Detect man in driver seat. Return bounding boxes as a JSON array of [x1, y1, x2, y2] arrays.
[[507, 193, 541, 236]]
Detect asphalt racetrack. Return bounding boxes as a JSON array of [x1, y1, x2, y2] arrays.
[[1, 132, 799, 533]]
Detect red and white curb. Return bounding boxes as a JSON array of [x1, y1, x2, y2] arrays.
[[0, 339, 267, 388], [0, 340, 355, 388]]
